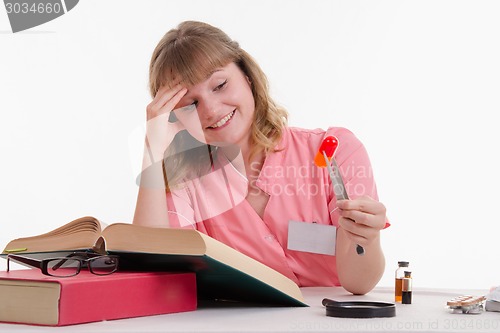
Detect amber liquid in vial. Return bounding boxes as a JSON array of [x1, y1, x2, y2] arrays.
[[395, 278, 403, 302]]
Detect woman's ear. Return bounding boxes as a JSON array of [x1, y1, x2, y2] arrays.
[[245, 75, 252, 86]]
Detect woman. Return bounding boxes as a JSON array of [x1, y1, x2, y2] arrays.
[[133, 21, 387, 295]]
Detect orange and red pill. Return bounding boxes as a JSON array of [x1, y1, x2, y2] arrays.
[[314, 136, 339, 167]]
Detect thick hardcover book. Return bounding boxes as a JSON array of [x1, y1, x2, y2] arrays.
[[2, 216, 306, 306], [0, 269, 197, 326]]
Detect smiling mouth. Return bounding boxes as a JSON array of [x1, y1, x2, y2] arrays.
[[208, 110, 236, 129]]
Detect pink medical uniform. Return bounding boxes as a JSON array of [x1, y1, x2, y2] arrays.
[[166, 127, 381, 287]]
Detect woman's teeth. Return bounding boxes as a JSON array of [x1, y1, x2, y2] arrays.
[[210, 111, 235, 128]]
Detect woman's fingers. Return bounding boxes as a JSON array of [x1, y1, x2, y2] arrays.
[[337, 196, 386, 229], [151, 83, 182, 106], [336, 196, 386, 245], [338, 217, 379, 244], [337, 196, 386, 215], [339, 209, 384, 229], [338, 219, 371, 245], [147, 84, 187, 120]]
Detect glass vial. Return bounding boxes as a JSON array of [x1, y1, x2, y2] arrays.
[[402, 271, 412, 304], [395, 261, 409, 303]]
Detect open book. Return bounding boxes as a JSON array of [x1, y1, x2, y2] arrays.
[[1, 216, 306, 307]]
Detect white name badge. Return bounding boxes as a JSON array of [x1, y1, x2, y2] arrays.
[[287, 220, 336, 256]]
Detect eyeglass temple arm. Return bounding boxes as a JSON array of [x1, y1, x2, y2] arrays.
[[7, 255, 42, 272], [50, 251, 99, 271]]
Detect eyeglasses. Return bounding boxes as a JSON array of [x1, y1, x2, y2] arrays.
[[7, 252, 119, 277]]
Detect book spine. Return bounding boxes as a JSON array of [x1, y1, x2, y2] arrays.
[[58, 272, 197, 326]]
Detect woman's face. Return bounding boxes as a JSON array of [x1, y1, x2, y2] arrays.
[[173, 62, 255, 149]]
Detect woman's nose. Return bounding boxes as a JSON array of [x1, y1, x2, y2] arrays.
[[197, 98, 220, 123]]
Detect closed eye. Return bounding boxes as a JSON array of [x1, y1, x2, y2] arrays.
[[213, 80, 227, 92]]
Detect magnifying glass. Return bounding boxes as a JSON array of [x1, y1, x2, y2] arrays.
[[322, 298, 396, 318]]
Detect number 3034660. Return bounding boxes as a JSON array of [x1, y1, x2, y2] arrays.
[[5, 2, 62, 14], [443, 318, 499, 330]]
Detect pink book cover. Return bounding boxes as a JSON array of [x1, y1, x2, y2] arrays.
[[0, 269, 197, 326]]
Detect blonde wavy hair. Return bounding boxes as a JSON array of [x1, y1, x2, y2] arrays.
[[149, 21, 288, 190]]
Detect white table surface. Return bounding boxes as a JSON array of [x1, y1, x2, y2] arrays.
[[1, 286, 499, 333]]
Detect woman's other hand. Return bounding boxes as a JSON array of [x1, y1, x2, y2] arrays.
[[336, 196, 387, 247]]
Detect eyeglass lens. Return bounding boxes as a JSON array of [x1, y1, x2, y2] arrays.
[[89, 256, 118, 275], [46, 258, 81, 277], [46, 256, 118, 277]]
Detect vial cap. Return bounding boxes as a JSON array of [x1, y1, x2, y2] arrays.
[[398, 261, 409, 267]]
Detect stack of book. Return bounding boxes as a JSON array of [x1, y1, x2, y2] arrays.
[[1, 216, 307, 326]]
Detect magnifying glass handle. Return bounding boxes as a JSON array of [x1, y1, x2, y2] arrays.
[[322, 298, 339, 306]]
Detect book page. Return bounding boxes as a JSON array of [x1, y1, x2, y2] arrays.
[[2, 216, 103, 255]]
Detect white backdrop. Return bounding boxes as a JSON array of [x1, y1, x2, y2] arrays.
[[1, 0, 499, 290]]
